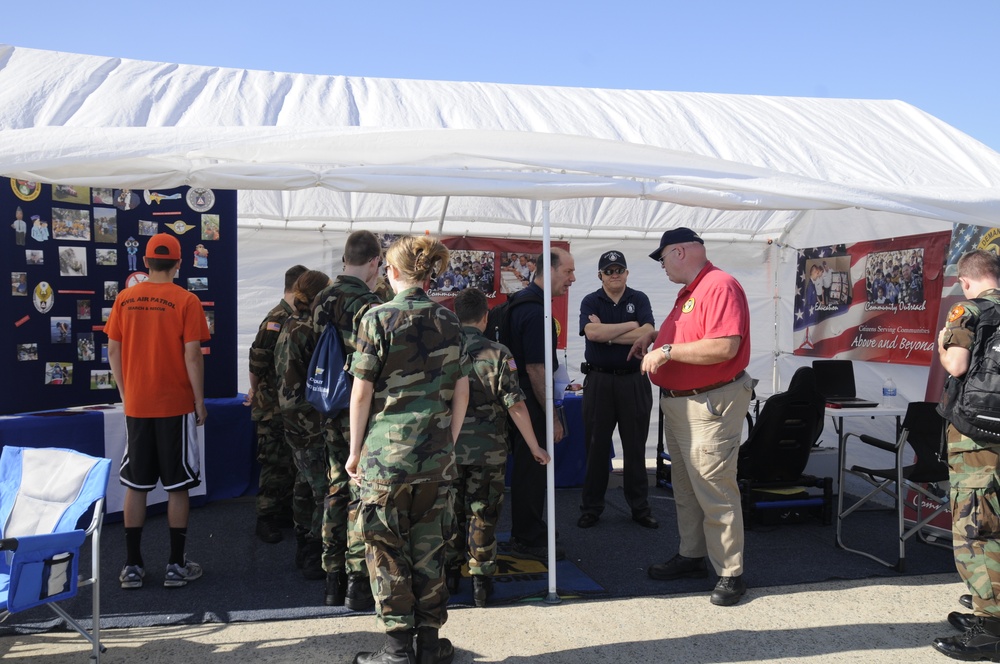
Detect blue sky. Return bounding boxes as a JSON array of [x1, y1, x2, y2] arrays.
[[3, 1, 998, 151]]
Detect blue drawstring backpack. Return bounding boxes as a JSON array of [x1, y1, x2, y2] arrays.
[[305, 325, 352, 416]]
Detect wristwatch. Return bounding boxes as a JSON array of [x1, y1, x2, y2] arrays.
[[660, 344, 672, 361]]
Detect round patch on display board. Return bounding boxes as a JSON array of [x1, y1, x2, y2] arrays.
[[948, 304, 966, 323], [12, 179, 41, 201], [125, 272, 149, 289], [682, 297, 696, 314], [186, 188, 215, 212], [33, 281, 54, 313]]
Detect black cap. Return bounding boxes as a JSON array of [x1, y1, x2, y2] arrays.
[[598, 251, 627, 271], [648, 227, 704, 260]]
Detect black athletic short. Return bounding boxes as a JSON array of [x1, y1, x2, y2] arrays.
[[120, 413, 201, 492]]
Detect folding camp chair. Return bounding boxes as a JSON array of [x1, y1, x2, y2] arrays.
[[836, 401, 949, 571], [0, 446, 111, 662]]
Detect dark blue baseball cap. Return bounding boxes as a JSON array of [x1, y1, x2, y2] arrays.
[[648, 227, 704, 260]]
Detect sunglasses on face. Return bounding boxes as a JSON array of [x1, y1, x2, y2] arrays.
[[602, 267, 626, 276]]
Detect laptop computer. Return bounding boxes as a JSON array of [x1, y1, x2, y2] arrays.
[[811, 360, 880, 408]]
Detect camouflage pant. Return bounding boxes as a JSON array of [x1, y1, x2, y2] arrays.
[[950, 446, 1000, 617], [447, 463, 505, 576], [254, 417, 298, 520], [323, 421, 367, 575], [359, 481, 453, 632], [283, 410, 329, 541]]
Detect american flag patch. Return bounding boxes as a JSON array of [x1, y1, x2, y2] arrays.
[[266, 322, 282, 332], [507, 358, 517, 371]]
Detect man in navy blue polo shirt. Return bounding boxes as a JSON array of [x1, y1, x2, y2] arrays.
[[577, 251, 658, 530], [505, 247, 576, 562]]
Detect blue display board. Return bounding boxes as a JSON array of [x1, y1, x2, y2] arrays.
[[2, 180, 237, 414]]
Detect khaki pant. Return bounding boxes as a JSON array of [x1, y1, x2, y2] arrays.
[[660, 374, 753, 576]]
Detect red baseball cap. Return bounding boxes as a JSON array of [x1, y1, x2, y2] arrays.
[[145, 233, 181, 260]]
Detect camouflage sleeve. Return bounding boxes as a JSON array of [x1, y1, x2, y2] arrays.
[[496, 345, 526, 410], [248, 316, 281, 379], [457, 327, 472, 379], [345, 293, 382, 353], [349, 309, 384, 383], [942, 300, 978, 351], [276, 318, 316, 412]]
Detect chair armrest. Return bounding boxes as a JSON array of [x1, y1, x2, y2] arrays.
[[844, 431, 897, 454]]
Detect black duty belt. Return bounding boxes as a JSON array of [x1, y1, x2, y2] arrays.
[[660, 371, 744, 398], [588, 366, 640, 376]]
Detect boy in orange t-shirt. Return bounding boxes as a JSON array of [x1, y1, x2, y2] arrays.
[[106, 233, 210, 590]]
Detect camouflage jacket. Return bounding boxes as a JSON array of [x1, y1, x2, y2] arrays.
[[313, 275, 382, 355], [274, 310, 318, 415], [349, 286, 470, 484], [456, 326, 525, 466], [248, 299, 294, 421], [942, 288, 1000, 457]]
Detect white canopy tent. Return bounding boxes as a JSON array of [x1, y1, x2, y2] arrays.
[[3, 44, 1000, 596]]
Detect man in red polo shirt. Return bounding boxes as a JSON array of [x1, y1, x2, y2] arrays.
[[628, 227, 754, 606]]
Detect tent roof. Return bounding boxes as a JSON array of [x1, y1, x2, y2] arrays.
[[1, 44, 998, 240]]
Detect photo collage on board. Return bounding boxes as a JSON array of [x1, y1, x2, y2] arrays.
[[5, 179, 222, 410]]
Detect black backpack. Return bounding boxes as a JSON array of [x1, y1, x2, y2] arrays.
[[485, 290, 543, 348], [940, 297, 1000, 444]]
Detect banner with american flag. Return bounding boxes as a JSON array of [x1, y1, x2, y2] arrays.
[[923, 223, 1000, 399], [792, 231, 950, 365]]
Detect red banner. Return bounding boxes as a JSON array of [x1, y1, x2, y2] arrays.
[[792, 231, 950, 365], [432, 237, 571, 349]]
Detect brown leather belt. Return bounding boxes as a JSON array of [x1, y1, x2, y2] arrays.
[[660, 372, 744, 398]]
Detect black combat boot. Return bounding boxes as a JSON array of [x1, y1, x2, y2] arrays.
[[255, 517, 282, 544], [300, 539, 325, 580], [444, 565, 462, 594], [414, 627, 455, 664], [294, 528, 309, 569], [345, 573, 376, 611], [472, 575, 493, 608], [354, 629, 415, 664], [324, 568, 347, 606]]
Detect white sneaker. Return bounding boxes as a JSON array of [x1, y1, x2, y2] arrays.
[[163, 559, 203, 588], [119, 564, 145, 589]]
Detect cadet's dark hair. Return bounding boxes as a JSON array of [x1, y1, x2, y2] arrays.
[[454, 288, 488, 324], [146, 258, 179, 273], [958, 250, 1000, 282], [386, 235, 449, 285], [291, 270, 330, 314], [284, 265, 308, 292], [343, 230, 381, 266]]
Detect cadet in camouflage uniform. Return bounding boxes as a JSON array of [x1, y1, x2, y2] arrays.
[[312, 231, 384, 609], [246, 264, 307, 544], [934, 249, 1000, 661], [447, 288, 549, 608], [347, 235, 470, 664], [275, 269, 331, 581]]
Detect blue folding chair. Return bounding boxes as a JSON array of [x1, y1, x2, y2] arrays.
[[0, 446, 111, 662]]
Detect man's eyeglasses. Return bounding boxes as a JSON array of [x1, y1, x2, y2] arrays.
[[657, 247, 682, 265], [602, 267, 626, 276]]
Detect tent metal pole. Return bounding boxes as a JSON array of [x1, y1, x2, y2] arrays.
[[436, 196, 451, 235], [541, 200, 560, 604]]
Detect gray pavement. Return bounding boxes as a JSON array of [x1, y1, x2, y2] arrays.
[[0, 572, 971, 663]]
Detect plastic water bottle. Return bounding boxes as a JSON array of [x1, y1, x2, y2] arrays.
[[882, 377, 897, 408], [554, 362, 570, 406]]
